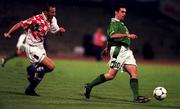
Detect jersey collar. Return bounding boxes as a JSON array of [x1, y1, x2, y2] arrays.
[[111, 18, 120, 22]]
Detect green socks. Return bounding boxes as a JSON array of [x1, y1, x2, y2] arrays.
[[130, 79, 139, 99], [88, 74, 107, 88], [87, 74, 139, 99]]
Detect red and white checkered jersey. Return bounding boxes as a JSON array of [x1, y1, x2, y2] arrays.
[[21, 12, 59, 46]]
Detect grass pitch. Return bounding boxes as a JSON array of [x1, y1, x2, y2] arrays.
[[0, 58, 180, 109]]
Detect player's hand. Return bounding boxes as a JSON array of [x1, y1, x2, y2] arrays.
[[127, 34, 137, 39], [4, 33, 11, 38], [59, 27, 66, 33]]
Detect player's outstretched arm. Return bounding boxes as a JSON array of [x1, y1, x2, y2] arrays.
[[111, 33, 137, 39], [4, 22, 22, 38], [126, 34, 138, 39]]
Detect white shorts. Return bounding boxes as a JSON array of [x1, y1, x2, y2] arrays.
[[108, 46, 137, 72], [16, 33, 26, 52], [25, 44, 46, 64]]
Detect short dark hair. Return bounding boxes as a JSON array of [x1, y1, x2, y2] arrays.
[[114, 4, 126, 12], [43, 3, 56, 12]]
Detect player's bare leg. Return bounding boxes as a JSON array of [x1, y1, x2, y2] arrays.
[[40, 56, 55, 72], [1, 52, 17, 67], [1, 48, 23, 67], [124, 64, 150, 103]]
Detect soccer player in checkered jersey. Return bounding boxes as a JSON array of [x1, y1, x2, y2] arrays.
[[4, 4, 65, 96], [1, 12, 40, 67], [84, 4, 150, 103]]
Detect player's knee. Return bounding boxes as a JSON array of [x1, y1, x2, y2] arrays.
[[130, 73, 138, 79], [105, 74, 115, 80], [108, 76, 115, 80], [47, 64, 55, 72]]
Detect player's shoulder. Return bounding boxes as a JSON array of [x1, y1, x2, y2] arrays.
[[51, 17, 57, 23], [52, 17, 57, 21], [35, 14, 44, 19]]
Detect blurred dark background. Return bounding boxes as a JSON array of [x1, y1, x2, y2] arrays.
[[0, 0, 180, 60]]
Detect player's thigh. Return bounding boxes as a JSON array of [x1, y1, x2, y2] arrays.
[[109, 46, 129, 72], [123, 49, 138, 77], [16, 34, 26, 50], [41, 56, 55, 71], [26, 46, 55, 72], [124, 64, 138, 78], [26, 45, 46, 63], [105, 68, 118, 80], [124, 50, 137, 66], [108, 46, 123, 70]]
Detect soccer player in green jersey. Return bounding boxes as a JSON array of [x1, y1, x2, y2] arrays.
[[84, 4, 150, 103]]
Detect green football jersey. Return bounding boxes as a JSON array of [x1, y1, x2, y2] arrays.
[[107, 18, 130, 47]]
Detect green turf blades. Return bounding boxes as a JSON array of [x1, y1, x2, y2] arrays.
[[0, 58, 180, 109]]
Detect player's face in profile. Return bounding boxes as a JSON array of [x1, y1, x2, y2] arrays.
[[48, 7, 56, 19], [116, 8, 126, 20]]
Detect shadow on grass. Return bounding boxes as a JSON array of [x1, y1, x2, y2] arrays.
[[0, 90, 25, 96], [78, 93, 132, 104], [77, 93, 180, 109], [142, 104, 180, 109]]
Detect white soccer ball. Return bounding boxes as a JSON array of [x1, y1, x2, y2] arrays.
[[153, 87, 167, 101]]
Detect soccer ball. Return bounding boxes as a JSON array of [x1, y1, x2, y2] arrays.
[[153, 87, 167, 101]]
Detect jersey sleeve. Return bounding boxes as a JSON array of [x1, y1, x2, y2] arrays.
[[20, 16, 37, 30], [107, 22, 119, 38], [49, 17, 60, 34]]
